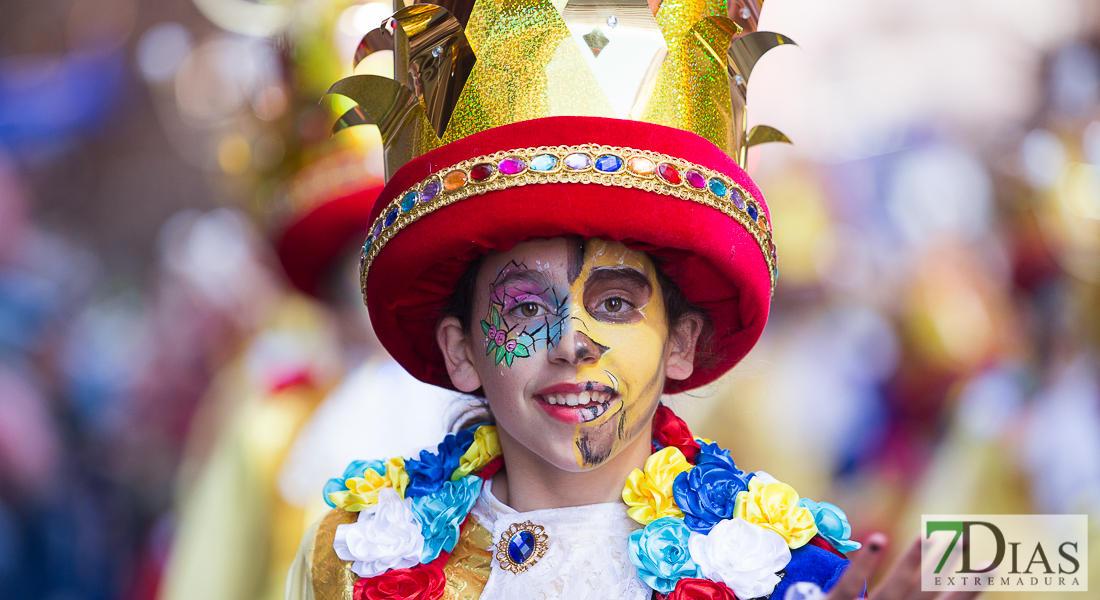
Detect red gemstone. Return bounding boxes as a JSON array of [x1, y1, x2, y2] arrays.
[[657, 163, 681, 185], [470, 163, 496, 181]]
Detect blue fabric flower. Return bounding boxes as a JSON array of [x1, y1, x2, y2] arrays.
[[404, 428, 477, 498], [672, 442, 752, 533], [410, 475, 483, 562], [798, 498, 862, 553], [322, 460, 386, 508], [628, 517, 698, 593]]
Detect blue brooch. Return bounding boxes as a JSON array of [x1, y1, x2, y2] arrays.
[[495, 521, 548, 574]]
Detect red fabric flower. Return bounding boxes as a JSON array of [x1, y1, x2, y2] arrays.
[[663, 578, 738, 600], [652, 405, 701, 463], [353, 562, 446, 600]]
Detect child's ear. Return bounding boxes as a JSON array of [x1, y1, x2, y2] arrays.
[[665, 313, 703, 381], [437, 316, 483, 392]]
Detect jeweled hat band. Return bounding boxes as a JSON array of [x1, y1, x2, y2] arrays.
[[359, 142, 778, 297]]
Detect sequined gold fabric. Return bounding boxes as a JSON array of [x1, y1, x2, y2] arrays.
[[640, 6, 738, 157], [310, 509, 358, 600], [327, 0, 795, 175], [441, 517, 493, 600]]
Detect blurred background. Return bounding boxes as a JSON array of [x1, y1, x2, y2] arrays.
[[0, 0, 1097, 598]]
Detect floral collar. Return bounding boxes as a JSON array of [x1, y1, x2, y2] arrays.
[[321, 405, 860, 600]]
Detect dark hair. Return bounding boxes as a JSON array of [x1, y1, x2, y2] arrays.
[[438, 249, 716, 430]]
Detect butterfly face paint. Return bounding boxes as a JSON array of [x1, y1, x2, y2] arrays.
[[469, 238, 671, 473]]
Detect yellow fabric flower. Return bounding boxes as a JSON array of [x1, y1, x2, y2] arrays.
[[328, 457, 408, 511], [451, 425, 501, 480], [622, 447, 692, 525], [734, 477, 818, 549]]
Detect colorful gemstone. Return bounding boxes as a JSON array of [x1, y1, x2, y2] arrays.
[[708, 177, 728, 197], [627, 156, 656, 175], [470, 163, 496, 181], [564, 153, 592, 170], [499, 157, 527, 175], [594, 154, 624, 173], [421, 180, 441, 203], [443, 170, 467, 191], [746, 202, 759, 221], [656, 163, 681, 185], [508, 530, 536, 564], [685, 169, 706, 189], [384, 208, 398, 227], [400, 192, 418, 213], [373, 221, 383, 238], [731, 188, 746, 210], [530, 154, 558, 172]]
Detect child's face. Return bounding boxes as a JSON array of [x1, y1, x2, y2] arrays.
[[450, 238, 679, 471]]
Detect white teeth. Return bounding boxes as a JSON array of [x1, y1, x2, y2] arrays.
[[542, 391, 615, 407]]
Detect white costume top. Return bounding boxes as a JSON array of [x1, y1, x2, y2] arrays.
[[471, 480, 650, 600]]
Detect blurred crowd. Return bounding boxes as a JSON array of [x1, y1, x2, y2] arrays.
[[0, 0, 1098, 599]]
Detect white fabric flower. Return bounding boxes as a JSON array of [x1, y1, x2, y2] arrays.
[[688, 518, 791, 599], [333, 487, 425, 577], [752, 470, 781, 486]]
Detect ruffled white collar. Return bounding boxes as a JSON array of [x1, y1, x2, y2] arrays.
[[471, 480, 652, 600]]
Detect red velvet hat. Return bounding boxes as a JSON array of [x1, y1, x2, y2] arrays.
[[329, 0, 793, 393], [275, 148, 384, 297]]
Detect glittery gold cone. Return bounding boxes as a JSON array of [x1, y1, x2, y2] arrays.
[[326, 0, 794, 177]]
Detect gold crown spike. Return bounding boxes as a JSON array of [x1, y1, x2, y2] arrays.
[[326, 0, 796, 179], [395, 0, 478, 27], [391, 5, 478, 138], [727, 29, 795, 165], [354, 28, 394, 67], [326, 75, 443, 177]]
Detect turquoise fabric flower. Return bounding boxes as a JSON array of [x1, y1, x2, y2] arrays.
[[323, 460, 386, 508], [410, 475, 483, 562], [798, 498, 862, 553], [628, 517, 699, 593]]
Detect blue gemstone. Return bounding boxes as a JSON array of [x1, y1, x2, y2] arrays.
[[400, 192, 418, 213], [708, 177, 728, 197], [507, 530, 536, 564], [594, 154, 623, 172], [747, 203, 759, 221], [530, 154, 558, 172], [385, 208, 398, 227]]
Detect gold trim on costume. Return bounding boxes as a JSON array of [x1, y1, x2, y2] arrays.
[[442, 517, 494, 599], [310, 509, 358, 600], [358, 143, 777, 299]]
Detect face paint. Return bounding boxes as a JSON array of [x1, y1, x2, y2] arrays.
[[480, 261, 569, 366], [466, 238, 672, 474], [565, 239, 668, 468]]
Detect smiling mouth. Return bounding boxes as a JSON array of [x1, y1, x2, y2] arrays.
[[535, 384, 618, 422]]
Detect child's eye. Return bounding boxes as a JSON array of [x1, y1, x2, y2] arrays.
[[601, 297, 632, 313], [516, 302, 544, 317]]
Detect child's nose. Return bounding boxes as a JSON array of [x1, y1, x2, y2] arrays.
[[548, 326, 608, 365]]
